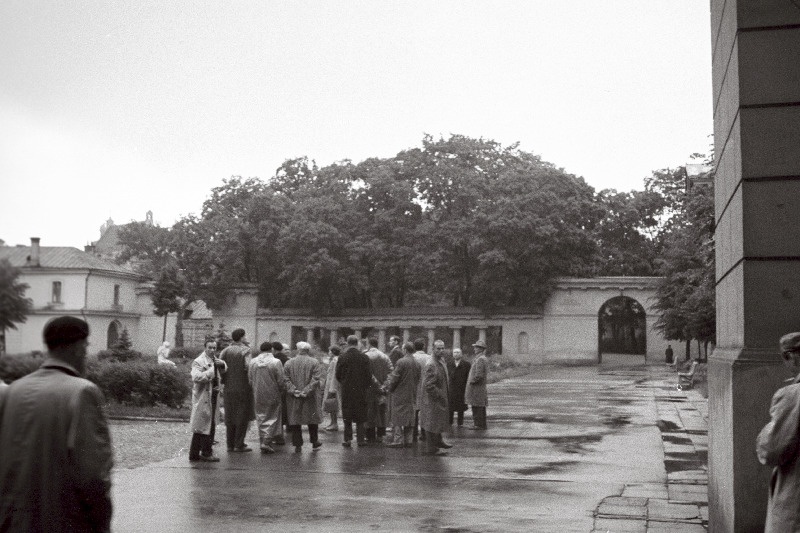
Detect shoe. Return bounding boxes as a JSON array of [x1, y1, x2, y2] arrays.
[[421, 450, 448, 456], [294, 446, 302, 453], [312, 441, 322, 450], [272, 438, 286, 446], [234, 445, 253, 452], [468, 426, 486, 430], [324, 425, 338, 432], [260, 445, 275, 454], [194, 454, 220, 462], [356, 440, 369, 447], [438, 441, 453, 449], [342, 441, 352, 448], [386, 442, 404, 449]]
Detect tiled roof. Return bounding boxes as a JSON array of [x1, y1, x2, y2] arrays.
[[0, 246, 139, 276]]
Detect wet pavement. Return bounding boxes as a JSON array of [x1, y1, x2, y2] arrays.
[[112, 360, 708, 532]]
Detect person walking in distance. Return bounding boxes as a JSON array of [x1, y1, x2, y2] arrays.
[[248, 342, 285, 454], [465, 340, 490, 430], [0, 317, 114, 532], [189, 339, 227, 462], [220, 328, 254, 452]]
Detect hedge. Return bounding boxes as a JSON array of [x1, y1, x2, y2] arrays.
[[1, 352, 189, 408]]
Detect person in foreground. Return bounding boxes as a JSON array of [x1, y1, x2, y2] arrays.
[[248, 342, 285, 454], [757, 332, 800, 533], [283, 341, 323, 452], [419, 339, 453, 455], [0, 316, 114, 533], [189, 339, 227, 462]]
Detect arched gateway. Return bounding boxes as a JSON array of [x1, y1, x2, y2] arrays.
[[598, 296, 646, 360]]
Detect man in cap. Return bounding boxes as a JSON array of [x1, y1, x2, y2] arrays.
[[0, 316, 114, 532], [464, 339, 491, 430], [757, 332, 800, 532]]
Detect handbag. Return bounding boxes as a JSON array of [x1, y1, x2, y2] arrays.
[[323, 392, 338, 413]]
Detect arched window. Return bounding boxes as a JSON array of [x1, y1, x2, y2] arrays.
[[107, 321, 121, 349]]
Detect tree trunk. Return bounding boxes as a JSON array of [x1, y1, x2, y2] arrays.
[[162, 314, 167, 342], [174, 305, 185, 348], [684, 338, 691, 361]]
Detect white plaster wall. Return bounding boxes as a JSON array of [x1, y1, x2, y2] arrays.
[[86, 274, 137, 311], [135, 314, 176, 356], [256, 319, 293, 349], [543, 315, 598, 362], [19, 271, 86, 309], [501, 318, 543, 364]]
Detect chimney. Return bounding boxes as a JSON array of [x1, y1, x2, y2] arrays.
[[30, 237, 40, 267]]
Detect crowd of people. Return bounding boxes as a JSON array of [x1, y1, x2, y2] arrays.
[[188, 329, 492, 461]]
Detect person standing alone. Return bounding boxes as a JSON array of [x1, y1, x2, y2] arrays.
[[465, 340, 490, 430], [189, 339, 227, 462]]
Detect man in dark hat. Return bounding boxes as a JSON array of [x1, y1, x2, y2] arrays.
[[0, 316, 114, 532], [757, 332, 800, 532], [464, 339, 490, 430]]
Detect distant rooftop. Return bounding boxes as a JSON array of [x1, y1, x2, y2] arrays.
[[0, 245, 140, 276]]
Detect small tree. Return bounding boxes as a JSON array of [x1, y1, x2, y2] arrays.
[[0, 259, 33, 355], [152, 266, 185, 343], [114, 327, 133, 351], [214, 322, 232, 351]]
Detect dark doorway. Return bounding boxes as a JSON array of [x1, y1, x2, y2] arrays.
[[107, 321, 120, 349], [598, 296, 646, 358]]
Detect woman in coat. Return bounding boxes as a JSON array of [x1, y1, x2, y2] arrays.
[[383, 341, 420, 448], [419, 346, 451, 455], [190, 340, 227, 461], [283, 342, 323, 452], [322, 345, 341, 431]]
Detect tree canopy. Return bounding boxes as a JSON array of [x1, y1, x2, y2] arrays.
[[0, 259, 33, 352]]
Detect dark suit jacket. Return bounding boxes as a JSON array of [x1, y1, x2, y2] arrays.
[[448, 359, 471, 411]]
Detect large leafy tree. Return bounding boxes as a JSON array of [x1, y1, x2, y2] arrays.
[[152, 265, 185, 342], [652, 173, 715, 359], [0, 259, 33, 354]]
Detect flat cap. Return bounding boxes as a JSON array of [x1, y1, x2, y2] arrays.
[[472, 340, 486, 349], [780, 332, 800, 353], [43, 316, 89, 349]]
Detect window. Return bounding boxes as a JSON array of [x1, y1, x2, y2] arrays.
[[51, 281, 62, 303], [113, 285, 120, 306]]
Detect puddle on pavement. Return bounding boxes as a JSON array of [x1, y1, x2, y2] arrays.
[[657, 420, 681, 432], [662, 434, 692, 445], [510, 461, 580, 476], [664, 458, 707, 474], [546, 434, 603, 454]]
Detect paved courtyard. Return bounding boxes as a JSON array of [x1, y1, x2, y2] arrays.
[[112, 360, 709, 532]]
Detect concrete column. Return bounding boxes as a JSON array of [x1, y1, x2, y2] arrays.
[[377, 328, 387, 353], [427, 329, 435, 354], [402, 328, 410, 344], [451, 327, 462, 351], [478, 327, 487, 344], [353, 329, 362, 342], [329, 328, 338, 347], [709, 3, 800, 531], [305, 327, 314, 344]]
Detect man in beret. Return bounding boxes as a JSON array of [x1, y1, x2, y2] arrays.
[[757, 332, 800, 532], [0, 316, 114, 532]]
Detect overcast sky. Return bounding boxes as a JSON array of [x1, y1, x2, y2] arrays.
[[0, 1, 713, 249]]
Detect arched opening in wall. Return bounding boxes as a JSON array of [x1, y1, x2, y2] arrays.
[[107, 320, 121, 349], [598, 296, 646, 360], [518, 332, 529, 354]]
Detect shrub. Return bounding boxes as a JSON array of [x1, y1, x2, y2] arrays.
[[97, 348, 145, 363], [169, 346, 202, 361], [0, 351, 45, 383], [86, 360, 190, 408]]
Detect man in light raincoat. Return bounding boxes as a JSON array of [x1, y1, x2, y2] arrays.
[[248, 342, 286, 454], [189, 339, 227, 461]]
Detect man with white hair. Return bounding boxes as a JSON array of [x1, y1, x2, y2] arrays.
[[284, 341, 323, 452]]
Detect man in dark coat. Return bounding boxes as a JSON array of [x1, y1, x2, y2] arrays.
[[0, 316, 114, 533], [448, 347, 471, 426], [388, 335, 404, 366], [336, 334, 373, 447], [220, 328, 254, 452]]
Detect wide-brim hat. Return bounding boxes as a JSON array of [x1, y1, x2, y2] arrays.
[[780, 332, 800, 353], [472, 340, 486, 349]]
